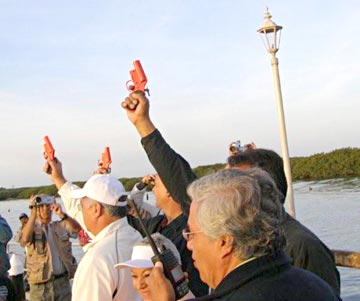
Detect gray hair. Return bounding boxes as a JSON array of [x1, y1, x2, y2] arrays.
[[187, 168, 285, 259], [102, 203, 127, 218], [137, 233, 182, 265]]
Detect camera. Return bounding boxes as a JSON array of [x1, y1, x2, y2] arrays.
[[229, 140, 246, 153], [29, 195, 54, 209]]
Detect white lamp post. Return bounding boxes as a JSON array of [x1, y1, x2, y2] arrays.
[[257, 8, 296, 217]]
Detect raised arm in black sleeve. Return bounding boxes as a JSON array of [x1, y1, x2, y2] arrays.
[[141, 129, 197, 216]]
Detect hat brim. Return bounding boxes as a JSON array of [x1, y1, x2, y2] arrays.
[[114, 259, 153, 270]]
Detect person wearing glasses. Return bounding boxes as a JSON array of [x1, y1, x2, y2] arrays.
[[44, 159, 143, 301], [147, 168, 340, 301]]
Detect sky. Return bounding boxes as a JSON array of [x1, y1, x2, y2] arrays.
[[0, 1, 359, 188]]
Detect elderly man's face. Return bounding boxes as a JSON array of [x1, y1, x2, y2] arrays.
[[186, 202, 220, 289]]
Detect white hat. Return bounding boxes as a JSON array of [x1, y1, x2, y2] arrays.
[[114, 245, 154, 269], [69, 174, 127, 206]]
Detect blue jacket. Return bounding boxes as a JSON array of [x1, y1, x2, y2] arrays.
[[0, 215, 12, 276]]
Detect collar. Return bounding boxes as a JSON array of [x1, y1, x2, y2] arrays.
[[212, 252, 291, 298], [160, 214, 186, 231], [83, 218, 128, 252]]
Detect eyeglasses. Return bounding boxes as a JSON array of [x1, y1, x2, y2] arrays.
[[182, 228, 203, 241]]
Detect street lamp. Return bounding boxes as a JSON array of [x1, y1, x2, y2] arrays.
[[257, 8, 296, 217]]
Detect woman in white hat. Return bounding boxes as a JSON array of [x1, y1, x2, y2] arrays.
[[115, 233, 194, 301]]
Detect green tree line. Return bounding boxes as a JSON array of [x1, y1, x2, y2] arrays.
[[1, 147, 359, 201]]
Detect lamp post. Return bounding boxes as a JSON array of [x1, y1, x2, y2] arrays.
[[257, 8, 296, 217]]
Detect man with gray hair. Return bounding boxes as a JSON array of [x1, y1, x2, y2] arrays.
[[44, 158, 142, 301], [149, 169, 340, 301], [227, 148, 340, 296]]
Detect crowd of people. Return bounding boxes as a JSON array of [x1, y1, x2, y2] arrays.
[[0, 91, 342, 300]]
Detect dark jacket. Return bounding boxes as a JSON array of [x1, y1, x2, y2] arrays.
[[128, 129, 207, 297], [193, 252, 341, 301], [283, 213, 341, 296], [139, 130, 341, 297]]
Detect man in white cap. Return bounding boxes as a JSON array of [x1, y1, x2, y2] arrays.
[[22, 194, 80, 301], [44, 158, 142, 301]]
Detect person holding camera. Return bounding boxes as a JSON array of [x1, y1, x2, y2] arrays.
[[127, 174, 161, 219], [21, 195, 80, 301]]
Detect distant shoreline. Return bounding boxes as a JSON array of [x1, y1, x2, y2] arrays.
[[1, 147, 359, 201]]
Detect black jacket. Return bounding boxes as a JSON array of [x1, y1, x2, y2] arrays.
[[138, 130, 341, 297], [193, 252, 341, 301], [283, 213, 341, 295]]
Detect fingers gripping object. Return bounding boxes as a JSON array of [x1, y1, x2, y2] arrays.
[[98, 147, 112, 173], [126, 60, 150, 96], [43, 136, 55, 160]]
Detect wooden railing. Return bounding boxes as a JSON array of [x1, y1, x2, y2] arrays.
[[332, 250, 360, 269]]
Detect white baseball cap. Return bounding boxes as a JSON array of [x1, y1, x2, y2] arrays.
[[114, 245, 154, 269], [69, 174, 127, 206]]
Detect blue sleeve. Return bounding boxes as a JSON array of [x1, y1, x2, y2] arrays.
[[0, 215, 12, 244]]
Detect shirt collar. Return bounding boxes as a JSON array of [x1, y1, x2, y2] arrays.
[[83, 218, 128, 252]]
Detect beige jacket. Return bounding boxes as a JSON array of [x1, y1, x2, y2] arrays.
[[26, 220, 77, 284]]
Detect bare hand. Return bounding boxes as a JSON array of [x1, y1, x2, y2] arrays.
[[43, 158, 66, 189], [121, 92, 150, 124], [93, 167, 110, 175], [121, 92, 156, 137], [50, 203, 63, 217], [149, 262, 175, 301], [142, 174, 156, 186]]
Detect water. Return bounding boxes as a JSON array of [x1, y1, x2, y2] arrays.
[[1, 178, 359, 300]]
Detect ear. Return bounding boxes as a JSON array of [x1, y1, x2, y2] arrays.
[[93, 202, 103, 218], [219, 235, 234, 259]]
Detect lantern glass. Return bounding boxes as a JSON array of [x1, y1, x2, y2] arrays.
[[257, 8, 282, 53]]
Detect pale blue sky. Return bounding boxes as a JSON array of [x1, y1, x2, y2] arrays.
[[0, 1, 359, 188]]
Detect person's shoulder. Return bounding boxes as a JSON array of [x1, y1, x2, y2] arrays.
[[283, 216, 335, 267], [283, 215, 324, 246], [283, 266, 339, 300]]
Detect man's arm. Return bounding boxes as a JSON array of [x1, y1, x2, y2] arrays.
[[141, 130, 196, 215], [122, 92, 196, 215], [44, 158, 87, 233], [21, 207, 37, 245], [51, 203, 81, 233]]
